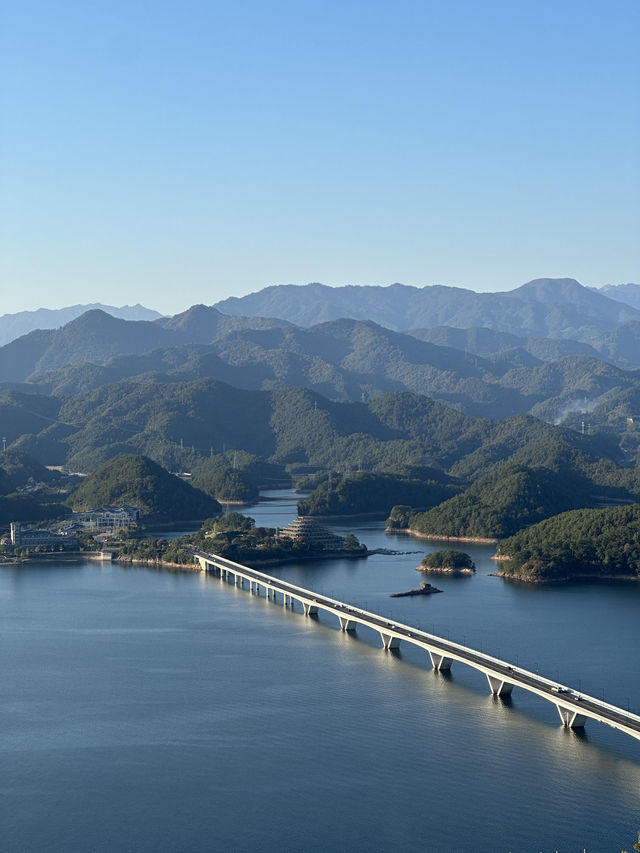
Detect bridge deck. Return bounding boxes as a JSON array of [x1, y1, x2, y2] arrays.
[[194, 550, 640, 744]]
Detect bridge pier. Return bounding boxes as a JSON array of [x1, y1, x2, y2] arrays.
[[429, 651, 453, 671], [339, 616, 356, 632], [486, 674, 514, 697], [557, 706, 587, 729], [303, 602, 318, 616], [380, 632, 400, 650]]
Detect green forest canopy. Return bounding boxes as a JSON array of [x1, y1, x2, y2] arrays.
[[69, 453, 221, 523], [498, 504, 640, 580]]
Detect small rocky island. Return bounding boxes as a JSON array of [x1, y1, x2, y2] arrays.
[[417, 549, 476, 576], [390, 581, 442, 597]]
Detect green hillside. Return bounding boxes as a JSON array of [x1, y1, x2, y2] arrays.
[[407, 462, 601, 540], [68, 454, 221, 522], [498, 504, 640, 580], [297, 470, 460, 517]]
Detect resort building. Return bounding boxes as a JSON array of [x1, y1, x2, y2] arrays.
[[277, 516, 344, 550], [7, 522, 79, 550], [71, 505, 140, 533]]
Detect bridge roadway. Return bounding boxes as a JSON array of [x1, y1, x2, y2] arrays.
[[194, 549, 640, 744]]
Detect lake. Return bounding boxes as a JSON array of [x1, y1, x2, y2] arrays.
[[1, 489, 639, 852]]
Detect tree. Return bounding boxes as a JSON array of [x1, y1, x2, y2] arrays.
[[386, 505, 413, 529], [343, 533, 361, 550], [205, 512, 254, 534]]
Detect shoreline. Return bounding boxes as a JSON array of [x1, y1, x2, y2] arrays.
[[0, 550, 112, 565], [399, 528, 498, 545], [417, 565, 475, 576], [490, 571, 640, 585], [1, 547, 372, 572]]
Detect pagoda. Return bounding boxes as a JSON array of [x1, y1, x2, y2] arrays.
[[278, 516, 345, 550]]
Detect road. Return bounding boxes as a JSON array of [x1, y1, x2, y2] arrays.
[[194, 549, 640, 741]]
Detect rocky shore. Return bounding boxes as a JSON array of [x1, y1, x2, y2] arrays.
[[399, 529, 498, 545], [490, 570, 640, 584], [417, 564, 475, 576]]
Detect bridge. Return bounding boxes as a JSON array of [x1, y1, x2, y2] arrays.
[[194, 549, 640, 744]]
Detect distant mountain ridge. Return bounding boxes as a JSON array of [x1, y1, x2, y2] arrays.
[[1, 280, 639, 451], [215, 278, 640, 338], [597, 283, 640, 310], [12, 315, 640, 448], [0, 307, 290, 384], [0, 303, 163, 347]]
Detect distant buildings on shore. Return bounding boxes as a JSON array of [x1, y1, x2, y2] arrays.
[[2, 505, 141, 550], [68, 505, 140, 533], [6, 522, 79, 550]]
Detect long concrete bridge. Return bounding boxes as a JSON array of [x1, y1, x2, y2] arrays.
[[194, 549, 640, 744]]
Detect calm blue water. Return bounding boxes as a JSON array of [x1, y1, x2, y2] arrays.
[[1, 489, 639, 852]]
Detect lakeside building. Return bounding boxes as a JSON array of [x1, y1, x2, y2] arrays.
[[71, 505, 140, 533], [278, 516, 344, 550], [6, 522, 79, 550]]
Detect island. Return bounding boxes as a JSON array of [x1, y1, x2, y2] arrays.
[[418, 549, 476, 575]]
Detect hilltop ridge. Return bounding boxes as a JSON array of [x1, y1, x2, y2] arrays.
[[214, 278, 640, 337]]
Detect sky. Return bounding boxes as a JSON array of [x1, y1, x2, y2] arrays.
[[1, 0, 638, 315]]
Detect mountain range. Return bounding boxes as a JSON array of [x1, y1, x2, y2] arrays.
[[215, 279, 640, 338], [2, 277, 640, 547], [0, 303, 163, 348], [0, 306, 289, 384], [0, 278, 639, 467]]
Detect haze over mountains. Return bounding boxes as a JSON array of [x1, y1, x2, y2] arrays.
[[0, 306, 289, 383], [0, 280, 639, 444], [1, 279, 639, 348], [215, 279, 640, 338], [0, 303, 163, 348], [599, 283, 640, 310]]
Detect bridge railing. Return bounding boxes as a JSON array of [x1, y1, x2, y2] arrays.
[[195, 549, 640, 729]]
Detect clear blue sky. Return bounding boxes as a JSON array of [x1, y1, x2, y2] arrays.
[[1, 0, 638, 315]]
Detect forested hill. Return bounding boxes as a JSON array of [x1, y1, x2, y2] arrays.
[[3, 368, 639, 549], [69, 454, 221, 522], [0, 308, 291, 384], [409, 326, 601, 361], [0, 303, 162, 347], [1, 377, 618, 479], [16, 316, 640, 445], [497, 504, 640, 581]]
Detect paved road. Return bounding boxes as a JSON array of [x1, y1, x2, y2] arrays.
[[194, 550, 640, 739]]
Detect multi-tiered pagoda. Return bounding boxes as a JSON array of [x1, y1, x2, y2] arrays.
[[278, 516, 345, 550]]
